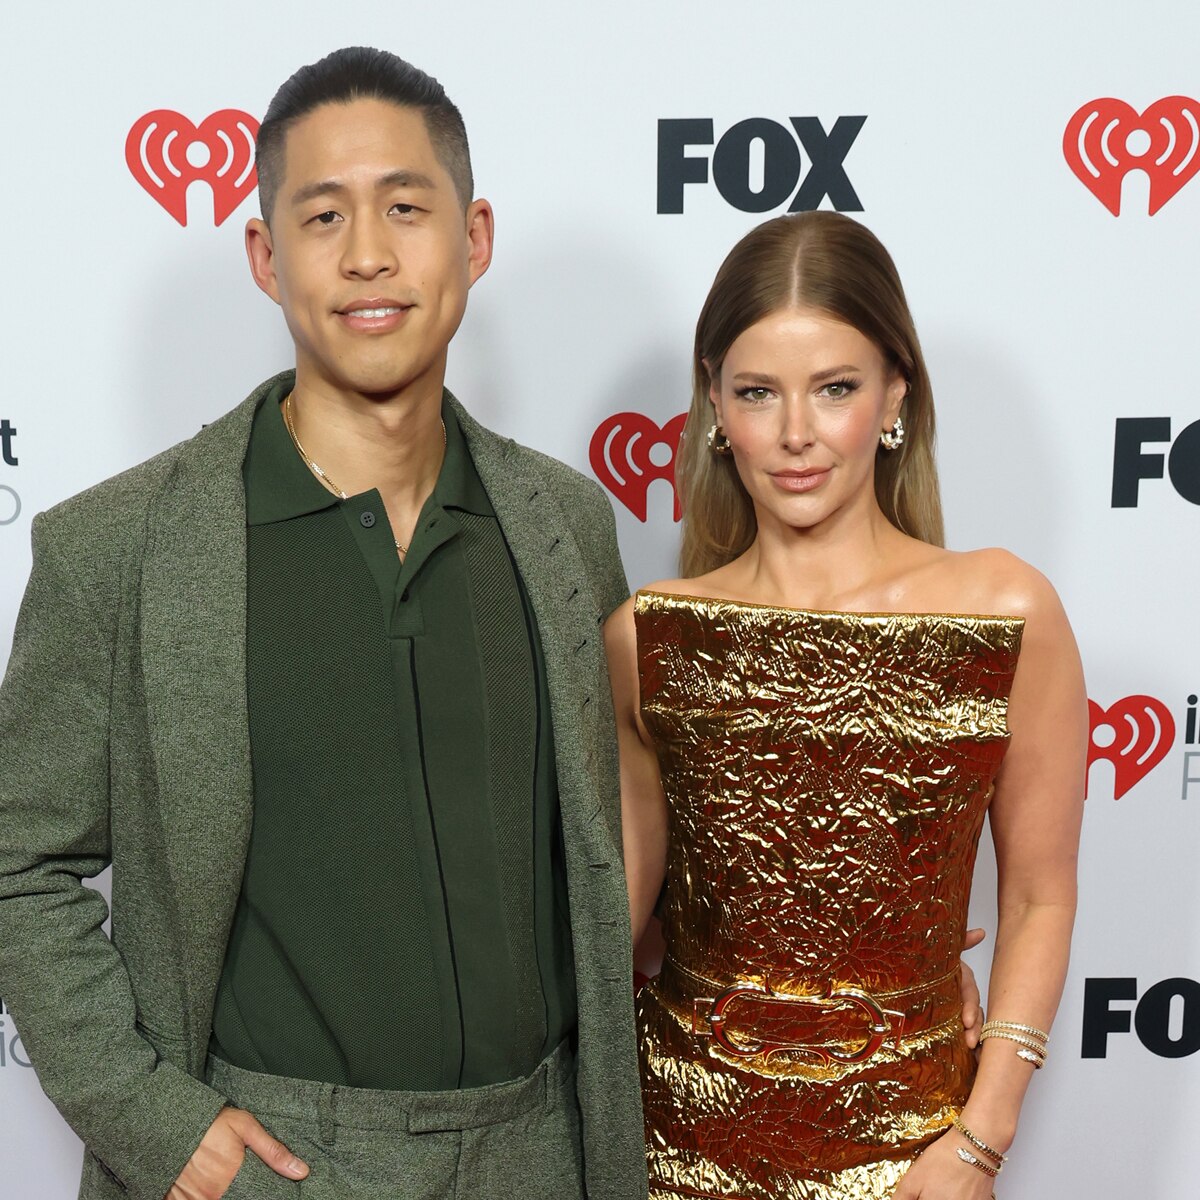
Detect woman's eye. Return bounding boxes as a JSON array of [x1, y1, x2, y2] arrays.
[[821, 380, 859, 399], [737, 387, 772, 403]]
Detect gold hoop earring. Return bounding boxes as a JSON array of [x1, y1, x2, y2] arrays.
[[707, 424, 733, 456], [880, 416, 905, 451]]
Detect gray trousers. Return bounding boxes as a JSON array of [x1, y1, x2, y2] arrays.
[[206, 1041, 586, 1200]]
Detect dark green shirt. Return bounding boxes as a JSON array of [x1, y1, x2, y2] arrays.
[[210, 381, 575, 1089]]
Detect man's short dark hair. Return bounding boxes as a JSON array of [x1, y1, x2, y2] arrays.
[[256, 46, 473, 222]]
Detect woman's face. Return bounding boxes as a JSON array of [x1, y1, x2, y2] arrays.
[[709, 305, 906, 537]]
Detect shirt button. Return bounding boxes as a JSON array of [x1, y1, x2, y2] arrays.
[[360, 511, 376, 528]]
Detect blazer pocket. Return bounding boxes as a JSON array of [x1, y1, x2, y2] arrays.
[[85, 1149, 129, 1195], [134, 1017, 189, 1062]]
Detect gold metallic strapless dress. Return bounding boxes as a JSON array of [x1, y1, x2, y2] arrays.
[[633, 590, 1024, 1200]]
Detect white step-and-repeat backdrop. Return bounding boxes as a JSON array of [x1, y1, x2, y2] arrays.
[[2, 2, 1197, 1196]]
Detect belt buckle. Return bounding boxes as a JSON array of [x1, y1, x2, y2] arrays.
[[692, 981, 902, 1064]]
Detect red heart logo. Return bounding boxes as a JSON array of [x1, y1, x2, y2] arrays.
[[590, 412, 686, 522], [1086, 695, 1176, 799], [126, 109, 260, 227], [1064, 96, 1200, 216]]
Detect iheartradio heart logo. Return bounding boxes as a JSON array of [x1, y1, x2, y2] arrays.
[[590, 412, 687, 522], [1064, 96, 1200, 216], [1086, 695, 1176, 799], [126, 109, 260, 227]]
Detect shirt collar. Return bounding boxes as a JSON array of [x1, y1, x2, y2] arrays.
[[244, 376, 337, 525], [433, 394, 493, 518], [245, 379, 493, 526]]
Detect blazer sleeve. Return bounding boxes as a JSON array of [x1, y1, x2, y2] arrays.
[[0, 513, 226, 1200], [577, 477, 631, 620]]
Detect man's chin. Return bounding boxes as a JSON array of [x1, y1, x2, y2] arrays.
[[310, 362, 438, 402]]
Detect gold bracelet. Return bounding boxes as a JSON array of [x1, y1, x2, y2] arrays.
[[981, 1019, 1050, 1044], [982, 1029, 1048, 1054], [951, 1114, 1008, 1165], [980, 1028, 1048, 1065], [956, 1147, 1001, 1178]]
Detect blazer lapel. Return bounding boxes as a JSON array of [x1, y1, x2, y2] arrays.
[[139, 391, 263, 1065], [454, 402, 617, 872]]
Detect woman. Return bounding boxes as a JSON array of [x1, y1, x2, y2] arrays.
[[605, 211, 1086, 1199]]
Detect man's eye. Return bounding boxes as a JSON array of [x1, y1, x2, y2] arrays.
[[314, 211, 340, 225], [390, 203, 417, 215]]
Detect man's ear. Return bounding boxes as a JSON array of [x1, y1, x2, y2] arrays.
[[465, 198, 495, 287], [245, 218, 281, 304]]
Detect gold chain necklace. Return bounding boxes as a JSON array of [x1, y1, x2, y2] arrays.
[[282, 391, 445, 557]]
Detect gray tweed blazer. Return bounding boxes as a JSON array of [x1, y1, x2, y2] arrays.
[[0, 373, 647, 1200]]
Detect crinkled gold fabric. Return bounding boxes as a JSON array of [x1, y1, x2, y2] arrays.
[[633, 591, 1024, 1200]]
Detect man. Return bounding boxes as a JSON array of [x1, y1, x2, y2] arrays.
[[0, 47, 644, 1200]]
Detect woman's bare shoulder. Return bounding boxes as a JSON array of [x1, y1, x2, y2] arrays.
[[635, 573, 728, 601], [937, 547, 1064, 623]]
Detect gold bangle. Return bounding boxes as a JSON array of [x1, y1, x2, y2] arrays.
[[951, 1113, 1008, 1165], [956, 1147, 1000, 1178], [981, 1019, 1049, 1044], [980, 1028, 1048, 1063]]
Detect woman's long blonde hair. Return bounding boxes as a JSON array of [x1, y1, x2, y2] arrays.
[[676, 212, 944, 578]]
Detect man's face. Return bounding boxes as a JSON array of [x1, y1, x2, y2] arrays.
[[246, 98, 492, 401]]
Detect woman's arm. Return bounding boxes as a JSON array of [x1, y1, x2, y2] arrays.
[[604, 596, 670, 944], [895, 564, 1087, 1197]]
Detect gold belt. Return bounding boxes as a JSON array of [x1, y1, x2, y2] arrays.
[[660, 955, 963, 1066]]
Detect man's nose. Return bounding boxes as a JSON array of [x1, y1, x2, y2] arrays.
[[341, 214, 398, 279]]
